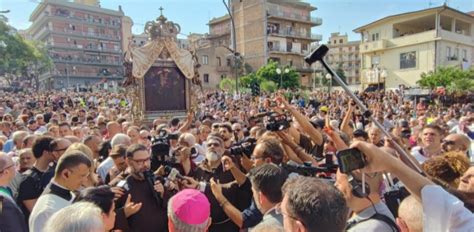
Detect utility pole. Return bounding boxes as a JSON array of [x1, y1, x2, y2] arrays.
[[223, 0, 239, 95]]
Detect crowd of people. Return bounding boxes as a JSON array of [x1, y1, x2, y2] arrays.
[[0, 87, 473, 232]]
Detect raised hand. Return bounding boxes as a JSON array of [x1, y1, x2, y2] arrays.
[[124, 194, 142, 218]]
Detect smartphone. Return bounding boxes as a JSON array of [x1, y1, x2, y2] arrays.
[[336, 148, 366, 174]]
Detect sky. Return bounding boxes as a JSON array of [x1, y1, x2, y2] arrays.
[[1, 0, 473, 41]]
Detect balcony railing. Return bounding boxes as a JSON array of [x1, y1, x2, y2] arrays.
[[51, 57, 122, 66], [311, 33, 322, 41], [361, 69, 385, 84], [52, 12, 121, 28], [48, 43, 122, 54], [216, 66, 231, 72], [267, 8, 316, 24], [268, 45, 304, 55], [311, 17, 323, 26]]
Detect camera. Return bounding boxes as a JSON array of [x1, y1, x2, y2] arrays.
[[150, 130, 179, 171], [281, 161, 330, 177], [264, 113, 291, 131], [229, 137, 257, 157], [336, 148, 366, 174]]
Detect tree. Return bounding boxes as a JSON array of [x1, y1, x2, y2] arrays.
[[417, 66, 469, 89], [260, 80, 277, 93], [334, 63, 347, 86], [24, 40, 53, 91], [219, 77, 235, 92], [255, 61, 300, 89]]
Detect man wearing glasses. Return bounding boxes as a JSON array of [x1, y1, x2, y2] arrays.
[[0, 153, 28, 232], [114, 144, 167, 232]]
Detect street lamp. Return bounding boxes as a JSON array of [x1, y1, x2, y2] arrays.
[[276, 67, 289, 88], [325, 73, 332, 94], [380, 69, 387, 93]]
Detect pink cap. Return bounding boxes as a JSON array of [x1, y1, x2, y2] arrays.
[[171, 189, 210, 225]]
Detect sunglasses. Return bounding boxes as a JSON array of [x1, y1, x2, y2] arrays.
[[442, 140, 455, 146]]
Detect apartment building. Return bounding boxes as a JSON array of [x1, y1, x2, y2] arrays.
[[354, 5, 474, 89], [194, 15, 234, 89], [325, 32, 361, 85], [232, 0, 322, 87], [27, 0, 132, 90]]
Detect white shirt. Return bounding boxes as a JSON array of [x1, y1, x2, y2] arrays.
[[28, 183, 74, 232], [422, 185, 474, 232], [411, 146, 429, 164], [97, 157, 114, 182]]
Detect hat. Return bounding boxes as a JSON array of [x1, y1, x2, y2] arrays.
[[28, 119, 36, 125], [310, 119, 325, 129], [353, 129, 368, 139], [319, 106, 328, 113], [171, 189, 210, 225]]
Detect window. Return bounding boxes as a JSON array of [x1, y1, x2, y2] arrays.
[[202, 55, 208, 65], [446, 47, 452, 60], [226, 58, 231, 66], [371, 33, 379, 41], [216, 57, 221, 66], [400, 51, 416, 69], [221, 75, 226, 80], [339, 39, 343, 44], [333, 40, 337, 44], [462, 49, 467, 60], [454, 48, 459, 60], [203, 74, 209, 83]]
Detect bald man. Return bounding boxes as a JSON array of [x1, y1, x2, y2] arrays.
[[396, 195, 423, 232], [106, 121, 122, 139], [442, 133, 471, 156]]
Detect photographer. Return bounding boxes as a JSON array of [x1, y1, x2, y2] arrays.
[[351, 141, 474, 231], [209, 136, 286, 229], [181, 134, 251, 232]]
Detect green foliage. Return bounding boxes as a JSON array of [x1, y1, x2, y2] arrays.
[[417, 66, 470, 90], [239, 73, 258, 88], [219, 77, 235, 92], [260, 80, 277, 93], [333, 63, 347, 86], [447, 71, 474, 93], [255, 61, 300, 89], [0, 21, 52, 89]]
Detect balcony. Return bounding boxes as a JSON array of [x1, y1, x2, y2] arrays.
[[48, 43, 122, 54], [52, 12, 121, 28], [268, 29, 321, 41], [267, 8, 318, 25], [311, 17, 323, 26], [268, 45, 304, 55], [359, 39, 388, 53], [439, 29, 474, 46], [216, 66, 231, 72], [51, 57, 122, 67], [311, 33, 322, 41], [361, 69, 385, 84]]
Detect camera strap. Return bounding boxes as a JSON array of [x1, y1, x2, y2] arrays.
[[346, 212, 400, 232]]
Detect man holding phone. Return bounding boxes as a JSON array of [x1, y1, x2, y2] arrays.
[[335, 148, 398, 232]]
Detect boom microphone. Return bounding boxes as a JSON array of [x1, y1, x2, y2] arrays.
[[143, 170, 163, 207], [304, 44, 329, 65]]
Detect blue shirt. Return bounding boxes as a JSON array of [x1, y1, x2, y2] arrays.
[[2, 139, 14, 153], [242, 200, 263, 229]]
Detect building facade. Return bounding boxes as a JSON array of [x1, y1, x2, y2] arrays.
[[193, 15, 234, 89], [325, 32, 361, 85], [354, 5, 474, 89], [196, 0, 322, 89], [27, 0, 132, 90], [233, 0, 323, 87]]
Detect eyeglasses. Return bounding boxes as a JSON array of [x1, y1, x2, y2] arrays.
[[251, 156, 264, 161], [0, 163, 15, 173], [442, 140, 456, 146], [275, 203, 303, 226]]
